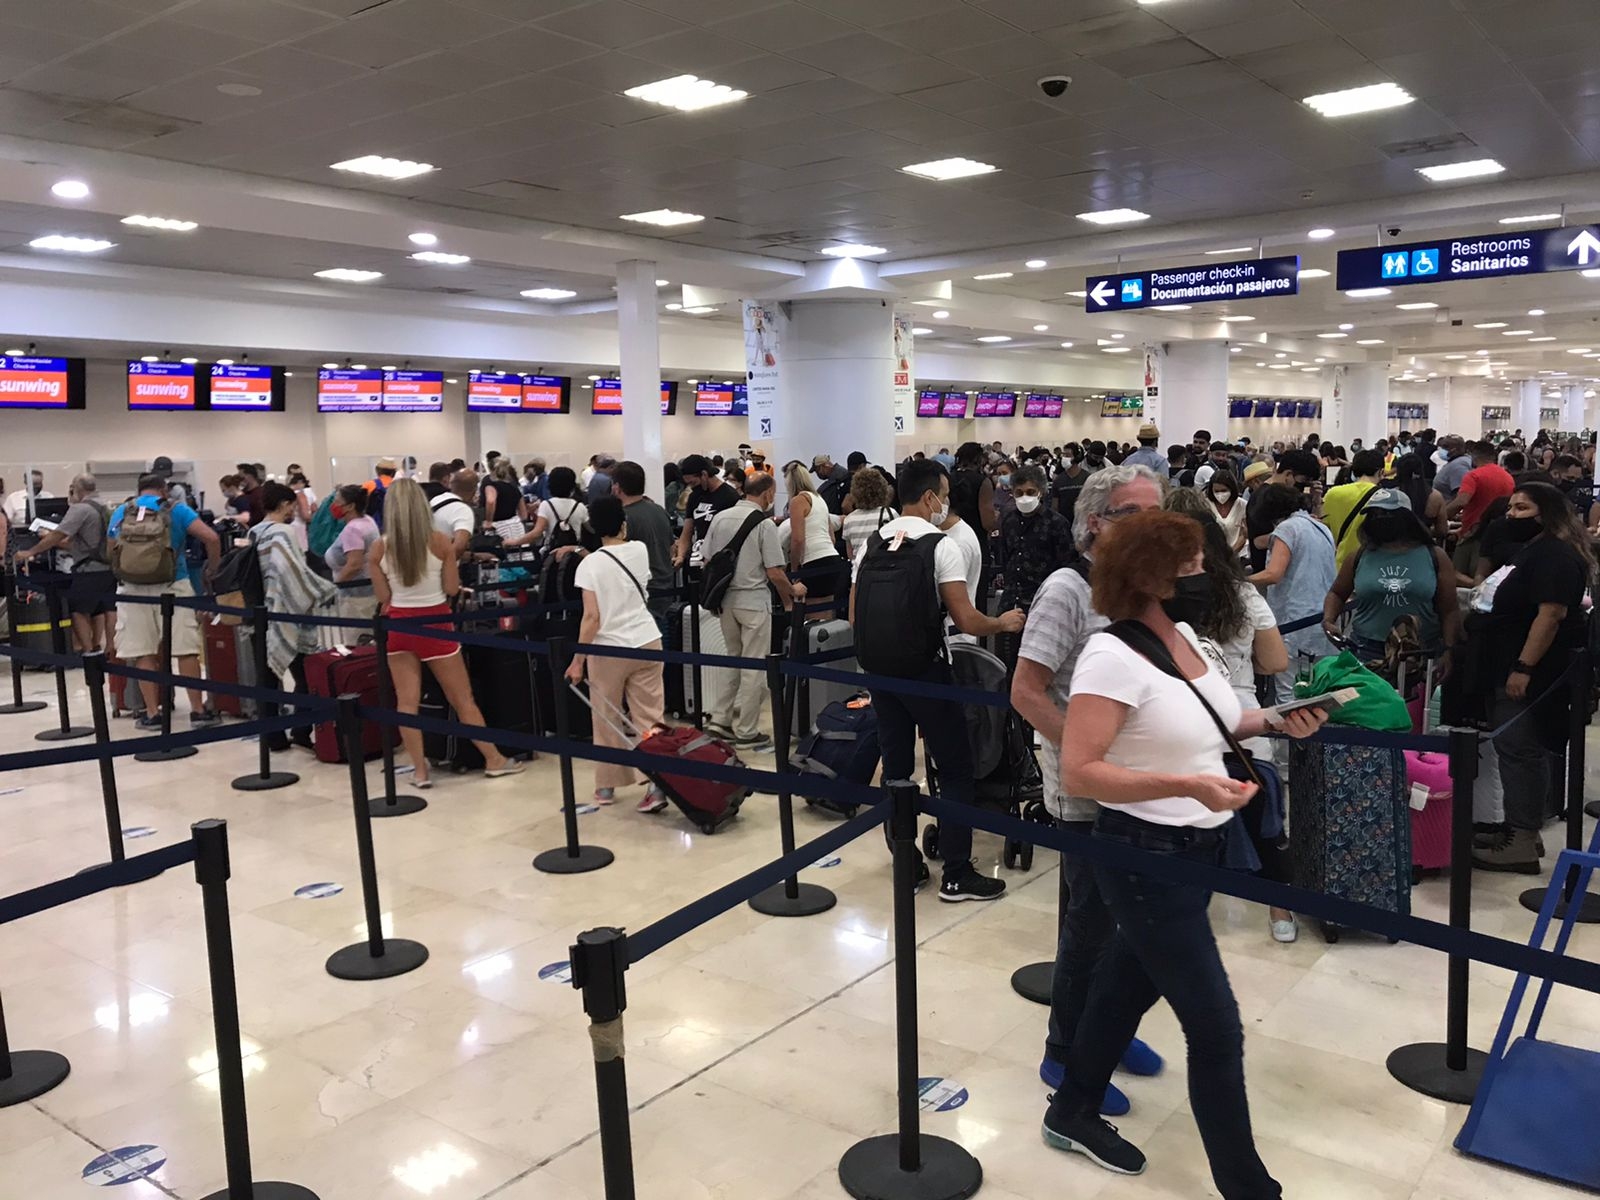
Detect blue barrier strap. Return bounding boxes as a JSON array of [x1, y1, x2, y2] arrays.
[[117, 588, 580, 629], [0, 712, 308, 774], [104, 661, 335, 711], [626, 799, 891, 963], [0, 840, 197, 925], [0, 642, 80, 670], [1277, 613, 1324, 635], [921, 794, 1600, 996], [781, 659, 1011, 709], [1485, 661, 1579, 742]]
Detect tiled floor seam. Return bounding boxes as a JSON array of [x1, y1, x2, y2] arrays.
[[33, 1100, 186, 1200]]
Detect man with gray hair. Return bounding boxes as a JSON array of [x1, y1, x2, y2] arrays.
[[1009, 463, 1166, 1115], [12, 472, 115, 652], [586, 454, 617, 504]]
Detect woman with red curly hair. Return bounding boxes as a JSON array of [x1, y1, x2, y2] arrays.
[[1040, 510, 1325, 1196]]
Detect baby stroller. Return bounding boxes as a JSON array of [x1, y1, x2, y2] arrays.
[[919, 640, 1047, 871]]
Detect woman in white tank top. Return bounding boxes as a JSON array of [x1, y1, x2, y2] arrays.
[[783, 461, 845, 607], [370, 478, 525, 788]]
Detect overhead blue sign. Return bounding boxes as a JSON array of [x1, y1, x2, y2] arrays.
[[1084, 255, 1299, 312], [1338, 225, 1600, 290]]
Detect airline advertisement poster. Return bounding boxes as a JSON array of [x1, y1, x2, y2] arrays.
[[466, 371, 524, 411], [381, 369, 443, 412], [743, 298, 784, 440], [208, 364, 275, 410], [892, 310, 916, 436], [0, 356, 74, 408], [127, 361, 197, 410], [317, 368, 383, 413]]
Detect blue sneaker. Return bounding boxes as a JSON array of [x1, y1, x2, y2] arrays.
[[1119, 1038, 1164, 1077], [1038, 1059, 1129, 1117]]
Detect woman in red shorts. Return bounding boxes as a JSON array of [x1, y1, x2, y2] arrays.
[[370, 478, 525, 788]]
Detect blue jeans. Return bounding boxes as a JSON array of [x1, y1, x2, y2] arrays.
[[1049, 809, 1279, 1200], [873, 661, 974, 875], [1044, 820, 1121, 1065]]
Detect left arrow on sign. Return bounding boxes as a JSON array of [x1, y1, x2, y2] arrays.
[[1567, 229, 1600, 265], [1090, 279, 1115, 307]]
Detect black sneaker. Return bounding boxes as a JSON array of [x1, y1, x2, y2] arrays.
[[189, 710, 221, 727], [135, 714, 164, 731], [1041, 1111, 1146, 1175], [914, 858, 931, 893], [938, 868, 1006, 903]]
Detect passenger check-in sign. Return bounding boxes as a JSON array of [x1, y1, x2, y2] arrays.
[[1084, 256, 1300, 312], [1337, 225, 1600, 290]]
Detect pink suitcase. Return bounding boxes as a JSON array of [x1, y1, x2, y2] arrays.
[[1404, 751, 1453, 872]]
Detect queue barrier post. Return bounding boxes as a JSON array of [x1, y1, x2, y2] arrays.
[[1386, 725, 1489, 1103], [838, 782, 982, 1200], [748, 652, 835, 918], [367, 613, 425, 818], [533, 637, 614, 876], [0, 983, 71, 1108], [0, 572, 47, 715], [77, 652, 169, 883], [33, 583, 91, 743], [134, 593, 197, 762], [571, 927, 637, 1200], [193, 819, 321, 1200], [325, 695, 429, 981], [232, 605, 299, 792], [1520, 651, 1600, 922]]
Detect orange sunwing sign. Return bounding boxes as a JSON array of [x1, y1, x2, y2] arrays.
[[0, 356, 72, 407], [127, 361, 197, 409]]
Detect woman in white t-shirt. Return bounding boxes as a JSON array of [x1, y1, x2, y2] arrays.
[[565, 496, 668, 814], [508, 466, 588, 551], [1040, 510, 1324, 1190]]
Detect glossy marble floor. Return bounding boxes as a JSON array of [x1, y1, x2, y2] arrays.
[[1, 670, 1597, 1200]]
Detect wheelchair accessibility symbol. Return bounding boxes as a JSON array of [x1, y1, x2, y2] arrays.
[[1410, 248, 1439, 276]]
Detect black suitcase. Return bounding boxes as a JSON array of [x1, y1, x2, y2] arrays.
[[422, 642, 538, 772]]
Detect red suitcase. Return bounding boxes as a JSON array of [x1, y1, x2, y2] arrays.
[[107, 654, 140, 717], [203, 622, 244, 717], [306, 644, 384, 763], [1404, 750, 1452, 873]]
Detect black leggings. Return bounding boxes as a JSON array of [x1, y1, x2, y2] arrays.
[[267, 654, 312, 745]]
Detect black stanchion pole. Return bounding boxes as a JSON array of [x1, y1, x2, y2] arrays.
[[76, 653, 168, 882], [233, 606, 299, 792], [1520, 652, 1600, 922], [839, 783, 982, 1200], [570, 928, 637, 1200], [34, 584, 90, 742], [1386, 726, 1488, 1103], [193, 819, 321, 1200], [325, 695, 429, 980], [0, 573, 46, 716], [749, 651, 835, 917], [688, 575, 705, 730], [366, 613, 425, 817], [533, 637, 613, 875], [135, 593, 197, 762], [0, 985, 70, 1108]]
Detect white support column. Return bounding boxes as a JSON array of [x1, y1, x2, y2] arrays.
[[471, 412, 509, 470], [1561, 382, 1586, 431], [1512, 379, 1541, 440], [771, 298, 896, 474], [617, 259, 664, 502], [1143, 340, 1228, 449], [1322, 362, 1389, 449], [1425, 376, 1453, 433]]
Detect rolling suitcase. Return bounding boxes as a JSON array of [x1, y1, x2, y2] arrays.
[[1404, 751, 1452, 875], [422, 642, 537, 772], [1289, 741, 1411, 942], [677, 602, 733, 722], [785, 617, 858, 738], [108, 654, 141, 717], [306, 643, 384, 763], [202, 621, 258, 717], [794, 693, 878, 817]]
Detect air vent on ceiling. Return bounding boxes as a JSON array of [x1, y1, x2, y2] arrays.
[[467, 179, 562, 199], [1380, 132, 1478, 159], [63, 103, 195, 139]]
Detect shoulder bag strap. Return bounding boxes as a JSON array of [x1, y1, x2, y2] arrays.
[[727, 508, 767, 556], [596, 548, 648, 602], [1337, 484, 1379, 543], [1105, 619, 1264, 789]]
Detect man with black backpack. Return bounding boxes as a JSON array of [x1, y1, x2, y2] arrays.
[[852, 459, 1025, 902]]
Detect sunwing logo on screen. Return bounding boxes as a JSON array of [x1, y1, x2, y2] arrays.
[[0, 357, 66, 402]]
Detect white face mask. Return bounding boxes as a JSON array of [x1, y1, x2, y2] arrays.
[[1213, 490, 1232, 503], [1015, 495, 1041, 514], [930, 501, 949, 526]]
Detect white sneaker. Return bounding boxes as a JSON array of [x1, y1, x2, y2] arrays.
[[1270, 915, 1298, 944]]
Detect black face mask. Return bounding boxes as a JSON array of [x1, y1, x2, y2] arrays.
[[1161, 574, 1214, 629], [1501, 515, 1540, 544]]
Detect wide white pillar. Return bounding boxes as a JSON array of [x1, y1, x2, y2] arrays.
[[1322, 362, 1389, 449], [1425, 377, 1453, 433], [1446, 376, 1487, 438], [1512, 379, 1542, 440], [771, 298, 895, 476], [618, 259, 664, 502], [1561, 382, 1586, 431], [1142, 340, 1228, 448]]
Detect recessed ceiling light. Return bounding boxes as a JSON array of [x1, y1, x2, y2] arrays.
[[587, 374, 602, 381], [1032, 324, 1049, 331], [624, 74, 748, 112], [1345, 287, 1392, 298], [51, 179, 90, 200], [445, 377, 457, 384], [1474, 321, 1508, 329], [1230, 346, 1243, 353], [1417, 158, 1505, 182], [350, 363, 367, 370], [29, 234, 113, 253], [1298, 268, 1331, 279], [330, 155, 434, 180], [1529, 335, 1556, 341], [216, 358, 233, 366], [408, 232, 437, 247], [1065, 289, 1087, 298], [932, 310, 950, 319], [1218, 315, 1255, 322], [381, 364, 396, 371], [1307, 227, 1336, 240], [1025, 259, 1047, 269], [1396, 301, 1438, 310], [1314, 357, 1326, 363], [1528, 308, 1546, 316], [1101, 346, 1132, 353], [620, 209, 703, 226], [1445, 353, 1468, 360], [411, 251, 470, 264], [314, 268, 382, 283], [1275, 352, 1288, 359], [1499, 213, 1562, 225], [976, 335, 1012, 343], [1076, 208, 1151, 225], [1584, 269, 1600, 279], [180, 357, 197, 364], [682, 305, 716, 314], [1568, 348, 1594, 354], [520, 287, 577, 300], [1338, 322, 1354, 330], [1476, 349, 1491, 355], [1302, 82, 1414, 118], [912, 327, 933, 335], [321, 362, 338, 369], [973, 272, 1014, 280], [1317, 332, 1348, 338], [139, 355, 158, 363], [1205, 246, 1253, 255], [1059, 341, 1074, 349], [121, 214, 197, 231], [1502, 328, 1534, 335], [655, 278, 670, 286], [1255, 362, 1266, 367], [1268, 362, 1292, 369], [1110, 332, 1126, 339], [819, 243, 887, 258], [1356, 338, 1385, 345], [902, 157, 998, 181], [1151, 304, 1191, 311], [664, 302, 682, 310], [1300, 366, 1320, 372]]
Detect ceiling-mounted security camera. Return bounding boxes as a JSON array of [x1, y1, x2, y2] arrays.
[[1037, 75, 1072, 98]]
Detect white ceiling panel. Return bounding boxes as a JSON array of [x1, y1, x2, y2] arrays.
[[533, 0, 691, 50]]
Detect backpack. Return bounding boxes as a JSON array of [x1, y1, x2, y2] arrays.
[[308, 492, 345, 558], [111, 500, 177, 585], [853, 528, 946, 678], [547, 499, 581, 550], [210, 529, 265, 620], [700, 509, 768, 615], [818, 475, 847, 516], [538, 548, 583, 607]]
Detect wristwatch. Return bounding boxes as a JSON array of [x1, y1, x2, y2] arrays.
[[1511, 660, 1536, 674]]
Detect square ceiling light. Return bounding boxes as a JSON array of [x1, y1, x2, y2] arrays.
[[29, 234, 113, 253], [122, 214, 197, 232], [410, 251, 470, 264], [520, 287, 577, 300], [1076, 208, 1150, 225], [620, 209, 703, 226], [315, 268, 382, 282], [1302, 82, 1414, 117], [819, 243, 886, 258], [331, 155, 434, 180], [624, 75, 748, 112], [902, 157, 998, 181], [1417, 159, 1505, 182]]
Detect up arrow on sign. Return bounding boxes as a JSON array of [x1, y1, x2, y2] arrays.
[[1567, 229, 1600, 266], [1089, 279, 1115, 307]]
